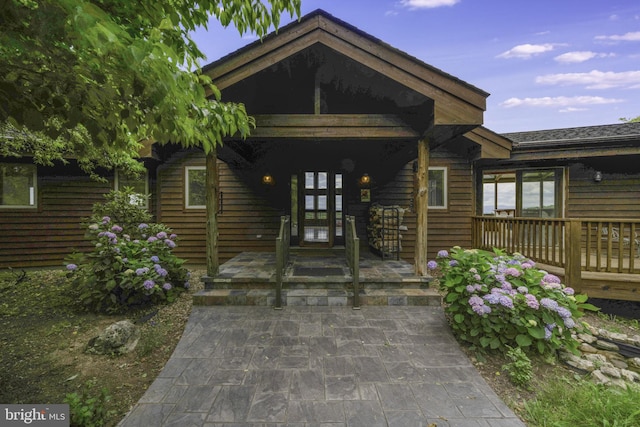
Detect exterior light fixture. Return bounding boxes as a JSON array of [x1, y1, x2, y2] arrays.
[[359, 173, 371, 185], [594, 171, 602, 183], [262, 173, 274, 185]]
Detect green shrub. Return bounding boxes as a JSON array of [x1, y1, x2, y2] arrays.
[[502, 346, 533, 387], [65, 190, 190, 313], [64, 381, 114, 427], [428, 247, 598, 355]]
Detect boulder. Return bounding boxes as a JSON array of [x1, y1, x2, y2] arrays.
[[85, 320, 140, 355]]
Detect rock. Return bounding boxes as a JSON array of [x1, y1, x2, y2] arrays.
[[595, 339, 619, 352], [610, 359, 629, 370], [621, 369, 640, 383], [577, 333, 598, 344], [600, 366, 622, 379], [564, 357, 596, 373], [85, 320, 140, 355], [579, 343, 598, 353], [629, 358, 640, 370], [591, 370, 611, 385], [631, 335, 640, 347]]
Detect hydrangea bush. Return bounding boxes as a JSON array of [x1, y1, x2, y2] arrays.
[[65, 189, 190, 313], [428, 247, 598, 355]]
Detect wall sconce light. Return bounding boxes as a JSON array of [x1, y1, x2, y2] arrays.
[[262, 173, 275, 186], [593, 171, 603, 183], [359, 173, 371, 185]]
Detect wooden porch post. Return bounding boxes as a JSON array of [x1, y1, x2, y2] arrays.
[[415, 137, 430, 276], [206, 148, 219, 276], [565, 219, 582, 290]]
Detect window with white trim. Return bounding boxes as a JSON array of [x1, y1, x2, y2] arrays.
[[185, 166, 206, 209], [0, 163, 37, 208], [428, 167, 447, 209], [115, 169, 149, 208]]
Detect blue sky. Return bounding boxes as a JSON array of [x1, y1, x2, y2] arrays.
[[191, 0, 640, 133]]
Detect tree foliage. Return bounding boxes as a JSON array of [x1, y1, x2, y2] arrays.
[[0, 0, 300, 174]]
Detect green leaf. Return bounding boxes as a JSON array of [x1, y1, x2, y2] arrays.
[[528, 326, 546, 339], [454, 314, 465, 324], [516, 334, 532, 347]]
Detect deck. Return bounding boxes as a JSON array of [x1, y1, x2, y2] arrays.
[[473, 216, 640, 302], [194, 249, 440, 307]]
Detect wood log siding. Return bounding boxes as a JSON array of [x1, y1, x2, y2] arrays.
[[0, 175, 111, 268], [567, 164, 640, 218], [375, 149, 473, 264], [157, 150, 281, 265]]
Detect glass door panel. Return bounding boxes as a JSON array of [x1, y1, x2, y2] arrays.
[[302, 171, 330, 244]]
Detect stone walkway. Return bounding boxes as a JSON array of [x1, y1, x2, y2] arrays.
[[118, 306, 526, 426]]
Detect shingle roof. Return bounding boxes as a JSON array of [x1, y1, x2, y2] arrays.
[[503, 122, 640, 147]]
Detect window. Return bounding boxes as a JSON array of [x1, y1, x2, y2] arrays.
[[115, 169, 149, 208], [185, 166, 206, 209], [482, 169, 563, 217], [428, 167, 447, 209], [0, 163, 37, 208]]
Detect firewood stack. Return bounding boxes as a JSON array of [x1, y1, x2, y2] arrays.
[[367, 204, 406, 258]]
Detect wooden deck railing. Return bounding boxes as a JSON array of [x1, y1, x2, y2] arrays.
[[274, 215, 290, 309], [345, 215, 360, 309], [472, 216, 640, 300]]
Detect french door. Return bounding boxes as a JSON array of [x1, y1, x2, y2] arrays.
[[293, 171, 343, 247]]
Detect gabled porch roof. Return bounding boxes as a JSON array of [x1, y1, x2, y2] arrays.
[[202, 9, 508, 155]]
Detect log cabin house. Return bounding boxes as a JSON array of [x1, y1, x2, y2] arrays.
[[1, 10, 639, 302]]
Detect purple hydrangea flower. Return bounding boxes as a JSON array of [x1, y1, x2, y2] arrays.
[[169, 233, 177, 240], [150, 256, 160, 263], [157, 268, 168, 277], [162, 283, 172, 291], [466, 285, 476, 293], [147, 236, 158, 243], [540, 298, 559, 311], [143, 280, 155, 290], [473, 274, 482, 281], [136, 267, 149, 276], [184, 281, 190, 289], [483, 293, 501, 305], [543, 274, 562, 284], [556, 306, 572, 319], [521, 262, 534, 269], [563, 318, 576, 329], [563, 287, 575, 296], [471, 304, 486, 315], [165, 239, 176, 248], [449, 260, 458, 267], [525, 294, 540, 310], [437, 250, 449, 258], [66, 264, 78, 271], [427, 260, 438, 270], [499, 295, 514, 309], [505, 267, 521, 277], [101, 216, 111, 224], [138, 223, 149, 229], [111, 225, 123, 233], [517, 286, 529, 294], [156, 231, 168, 239], [122, 257, 128, 263], [469, 295, 484, 307]]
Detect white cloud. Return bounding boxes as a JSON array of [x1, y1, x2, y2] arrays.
[[554, 51, 615, 63], [535, 70, 640, 89], [559, 107, 588, 113], [497, 43, 556, 59], [385, 10, 399, 16], [400, 0, 460, 9], [595, 31, 640, 42], [501, 96, 624, 109]]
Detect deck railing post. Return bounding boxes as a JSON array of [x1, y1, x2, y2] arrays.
[[274, 215, 290, 310], [565, 219, 582, 290]]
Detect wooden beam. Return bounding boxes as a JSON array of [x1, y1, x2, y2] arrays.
[[250, 114, 420, 139], [510, 146, 640, 161], [414, 136, 430, 276], [206, 149, 219, 276]]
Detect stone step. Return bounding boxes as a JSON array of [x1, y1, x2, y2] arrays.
[[193, 288, 441, 307], [203, 277, 429, 290]]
